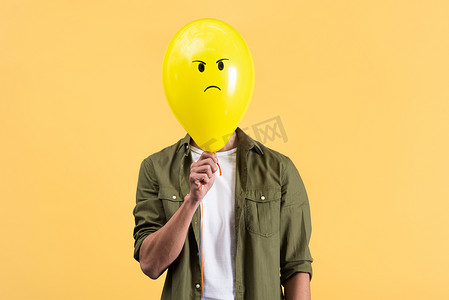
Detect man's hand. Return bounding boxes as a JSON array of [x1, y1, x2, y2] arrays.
[[186, 150, 218, 205]]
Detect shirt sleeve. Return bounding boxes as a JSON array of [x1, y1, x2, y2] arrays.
[[280, 156, 314, 284], [132, 157, 166, 263]]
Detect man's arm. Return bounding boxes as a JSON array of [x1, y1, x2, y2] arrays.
[[134, 151, 218, 279], [284, 272, 311, 300], [139, 195, 199, 279], [280, 156, 314, 294]]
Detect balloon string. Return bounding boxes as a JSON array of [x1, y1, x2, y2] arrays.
[[199, 152, 221, 300], [200, 197, 204, 300], [214, 152, 222, 176]]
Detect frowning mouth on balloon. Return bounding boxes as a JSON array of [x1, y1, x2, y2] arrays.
[[204, 85, 221, 92]]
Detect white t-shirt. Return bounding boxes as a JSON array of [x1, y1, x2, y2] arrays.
[[190, 144, 237, 300]]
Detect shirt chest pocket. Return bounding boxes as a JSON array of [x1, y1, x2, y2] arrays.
[[244, 187, 281, 237], [158, 187, 183, 222]]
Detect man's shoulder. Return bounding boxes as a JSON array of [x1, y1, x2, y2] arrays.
[[253, 139, 291, 165], [141, 136, 186, 165]]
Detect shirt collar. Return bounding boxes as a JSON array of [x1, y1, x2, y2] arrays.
[[176, 126, 264, 156]]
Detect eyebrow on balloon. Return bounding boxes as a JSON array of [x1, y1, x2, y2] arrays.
[[192, 60, 206, 64], [216, 58, 229, 63]]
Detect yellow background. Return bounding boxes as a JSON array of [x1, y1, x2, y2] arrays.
[[1, 1, 448, 299]]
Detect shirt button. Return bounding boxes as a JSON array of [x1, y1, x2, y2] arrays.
[[172, 195, 177, 200], [195, 283, 201, 289], [261, 195, 265, 200]]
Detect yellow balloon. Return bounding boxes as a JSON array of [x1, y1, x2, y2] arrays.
[[162, 18, 255, 152]]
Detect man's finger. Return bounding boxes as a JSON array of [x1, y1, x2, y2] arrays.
[[192, 159, 218, 174], [198, 150, 218, 163]]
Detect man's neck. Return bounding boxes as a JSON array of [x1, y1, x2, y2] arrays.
[[190, 131, 239, 152]]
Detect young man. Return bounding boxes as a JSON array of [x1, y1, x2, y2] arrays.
[[133, 127, 313, 299]]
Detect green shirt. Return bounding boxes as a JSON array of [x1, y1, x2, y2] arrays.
[[132, 127, 313, 300]]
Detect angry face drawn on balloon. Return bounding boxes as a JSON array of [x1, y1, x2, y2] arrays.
[[162, 18, 255, 152]]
